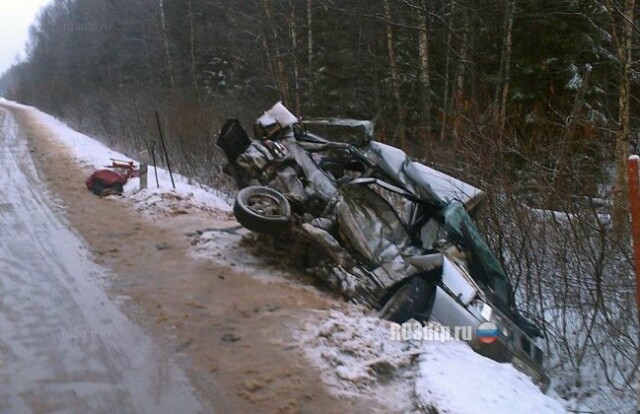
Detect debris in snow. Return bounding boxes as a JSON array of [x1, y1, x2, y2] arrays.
[[155, 242, 172, 251], [221, 333, 241, 343]]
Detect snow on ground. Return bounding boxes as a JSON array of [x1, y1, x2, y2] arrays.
[[527, 205, 611, 224], [298, 309, 419, 412], [0, 100, 231, 216], [415, 341, 562, 414], [1, 99, 568, 413], [296, 308, 566, 414], [189, 227, 308, 285]]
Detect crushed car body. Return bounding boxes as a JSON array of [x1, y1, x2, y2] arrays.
[[217, 102, 550, 391]]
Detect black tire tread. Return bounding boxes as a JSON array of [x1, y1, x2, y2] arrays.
[[234, 186, 291, 234], [380, 276, 437, 324]]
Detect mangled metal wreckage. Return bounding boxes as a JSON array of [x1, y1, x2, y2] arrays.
[[217, 102, 550, 390]]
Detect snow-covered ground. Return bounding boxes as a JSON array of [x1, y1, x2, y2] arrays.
[[297, 309, 565, 414], [0, 99, 568, 413]]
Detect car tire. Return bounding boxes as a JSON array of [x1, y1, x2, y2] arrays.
[[379, 276, 437, 324], [111, 182, 124, 194], [91, 179, 106, 196], [234, 186, 292, 234]]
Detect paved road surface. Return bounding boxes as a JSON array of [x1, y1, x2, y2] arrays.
[[0, 108, 208, 413]]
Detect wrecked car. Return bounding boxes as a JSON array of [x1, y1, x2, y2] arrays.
[[217, 102, 550, 391]]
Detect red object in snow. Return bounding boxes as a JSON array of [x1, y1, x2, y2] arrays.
[[85, 169, 129, 191]]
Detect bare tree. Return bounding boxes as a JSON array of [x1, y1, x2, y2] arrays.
[[262, 0, 291, 105], [158, 0, 175, 88], [383, 0, 407, 147], [288, 0, 302, 114], [493, 0, 515, 135], [439, 0, 455, 143], [307, 0, 314, 107], [418, 0, 432, 136], [608, 0, 635, 236], [450, 7, 468, 142], [188, 1, 199, 100]]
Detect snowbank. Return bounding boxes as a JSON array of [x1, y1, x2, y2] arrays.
[[415, 341, 563, 413], [0, 100, 231, 215], [298, 309, 566, 413]]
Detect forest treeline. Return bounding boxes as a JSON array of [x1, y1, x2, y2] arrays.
[[1, 1, 639, 407], [1, 0, 637, 215]]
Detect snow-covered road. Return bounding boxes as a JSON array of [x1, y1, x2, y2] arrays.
[[0, 108, 207, 413]]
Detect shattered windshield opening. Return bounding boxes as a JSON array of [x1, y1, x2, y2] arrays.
[[441, 200, 512, 310]]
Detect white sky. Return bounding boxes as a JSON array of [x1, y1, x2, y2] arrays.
[[0, 0, 52, 74]]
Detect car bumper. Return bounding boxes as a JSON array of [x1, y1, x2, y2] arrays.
[[430, 287, 550, 392]]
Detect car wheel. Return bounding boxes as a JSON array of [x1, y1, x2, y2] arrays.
[[111, 182, 125, 193], [379, 276, 437, 324], [91, 179, 106, 196], [234, 186, 292, 234]]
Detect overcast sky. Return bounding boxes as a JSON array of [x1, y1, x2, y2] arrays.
[[0, 0, 52, 74]]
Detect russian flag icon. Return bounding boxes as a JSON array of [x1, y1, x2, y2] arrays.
[[477, 322, 499, 344]]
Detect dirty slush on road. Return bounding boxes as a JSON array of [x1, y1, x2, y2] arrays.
[[3, 104, 388, 413], [0, 107, 204, 413]]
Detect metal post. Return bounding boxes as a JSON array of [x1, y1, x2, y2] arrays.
[[155, 110, 176, 189], [627, 155, 640, 414]]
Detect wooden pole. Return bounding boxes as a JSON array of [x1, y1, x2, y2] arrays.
[[139, 150, 149, 190], [149, 141, 160, 189], [626, 155, 640, 414], [628, 155, 640, 311]]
